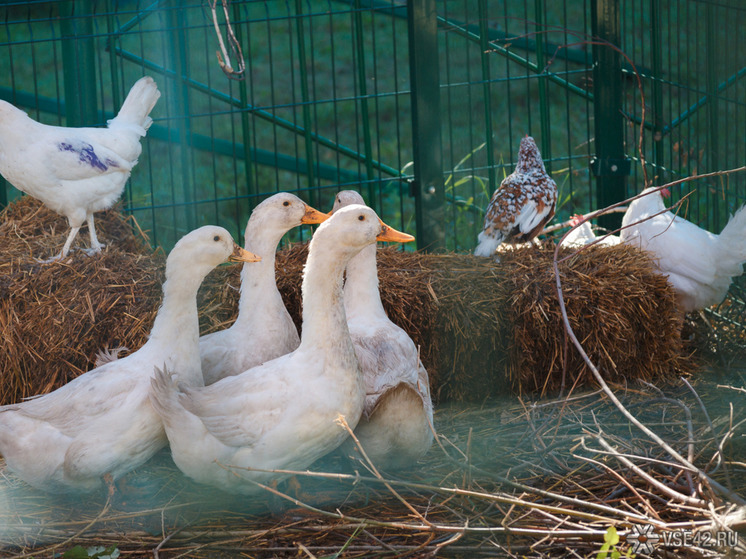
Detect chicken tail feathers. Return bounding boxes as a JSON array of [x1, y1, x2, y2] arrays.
[[716, 203, 746, 277], [108, 76, 161, 136]]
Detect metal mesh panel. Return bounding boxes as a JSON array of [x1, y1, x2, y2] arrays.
[[0, 0, 744, 252]]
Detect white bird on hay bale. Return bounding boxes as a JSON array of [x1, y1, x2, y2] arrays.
[[621, 186, 746, 313], [200, 192, 328, 385], [330, 190, 433, 470], [0, 226, 259, 493], [149, 205, 414, 494], [560, 214, 620, 249], [0, 76, 161, 261], [474, 135, 557, 257]]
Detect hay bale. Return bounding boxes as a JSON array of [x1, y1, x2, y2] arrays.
[[268, 242, 691, 401], [0, 197, 163, 405], [0, 197, 693, 406]]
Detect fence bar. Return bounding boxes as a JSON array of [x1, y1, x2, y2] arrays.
[[167, 3, 196, 232], [706, 2, 720, 230], [590, 0, 629, 231], [352, 1, 378, 212], [534, 0, 552, 169], [407, 0, 444, 251], [293, 0, 318, 207], [60, 0, 98, 126], [477, 0, 496, 194], [650, 0, 664, 182]]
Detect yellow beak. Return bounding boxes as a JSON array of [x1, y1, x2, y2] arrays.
[[228, 243, 261, 263], [376, 221, 415, 244], [301, 205, 330, 225]]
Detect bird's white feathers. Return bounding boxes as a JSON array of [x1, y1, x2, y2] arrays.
[[199, 193, 317, 384], [0, 76, 160, 259], [621, 187, 746, 312], [0, 225, 242, 493], [149, 206, 392, 493], [332, 190, 433, 469]]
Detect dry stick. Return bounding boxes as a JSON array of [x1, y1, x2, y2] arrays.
[[208, 0, 245, 79], [572, 452, 663, 520], [551, 223, 746, 508], [428, 417, 663, 525], [555, 166, 746, 265], [253, 477, 612, 541], [590, 434, 707, 508], [230, 462, 662, 528], [335, 414, 433, 527], [7, 480, 114, 559]]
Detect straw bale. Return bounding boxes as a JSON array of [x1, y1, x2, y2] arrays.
[[0, 196, 163, 405], [266, 241, 691, 401], [0, 197, 694, 406]]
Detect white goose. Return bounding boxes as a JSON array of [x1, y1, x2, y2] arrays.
[[149, 205, 414, 494], [0, 226, 258, 493], [331, 191, 433, 469], [200, 192, 328, 385]]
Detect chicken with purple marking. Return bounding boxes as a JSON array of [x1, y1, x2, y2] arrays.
[[0, 76, 160, 261]]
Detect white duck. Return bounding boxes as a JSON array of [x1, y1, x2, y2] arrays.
[[560, 214, 620, 248], [621, 186, 746, 313], [0, 226, 259, 493], [149, 205, 414, 494], [0, 76, 160, 261], [331, 191, 433, 469], [200, 192, 328, 385]]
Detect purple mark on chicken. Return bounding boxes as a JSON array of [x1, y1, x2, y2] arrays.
[[58, 141, 118, 172]]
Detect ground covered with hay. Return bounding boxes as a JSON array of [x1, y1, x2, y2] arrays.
[[1, 374, 746, 558], [1, 198, 746, 557]]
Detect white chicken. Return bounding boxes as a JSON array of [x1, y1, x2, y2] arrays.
[[0, 76, 161, 261], [620, 187, 746, 313], [474, 135, 557, 257]]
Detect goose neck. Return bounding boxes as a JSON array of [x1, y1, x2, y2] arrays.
[[343, 243, 387, 320]]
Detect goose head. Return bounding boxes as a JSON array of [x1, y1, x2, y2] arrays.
[[245, 192, 328, 248], [331, 190, 365, 213], [166, 225, 260, 281], [312, 204, 414, 257]]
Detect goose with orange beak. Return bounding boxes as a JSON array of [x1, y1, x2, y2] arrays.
[[330, 190, 433, 470], [0, 226, 259, 493], [200, 192, 328, 385], [150, 205, 414, 493]]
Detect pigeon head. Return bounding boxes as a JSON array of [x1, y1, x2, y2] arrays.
[[515, 135, 546, 174]]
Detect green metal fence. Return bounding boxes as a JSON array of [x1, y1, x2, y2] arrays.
[[1, 0, 744, 252]]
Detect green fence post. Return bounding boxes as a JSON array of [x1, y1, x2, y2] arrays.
[[167, 2, 196, 233], [590, 0, 629, 232], [407, 0, 444, 252], [60, 0, 98, 126], [0, 177, 7, 208]]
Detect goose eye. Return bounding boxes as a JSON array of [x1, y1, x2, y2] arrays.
[[283, 201, 290, 207], [358, 214, 365, 221], [213, 235, 220, 242]]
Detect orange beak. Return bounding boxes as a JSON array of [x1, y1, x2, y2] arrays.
[[228, 243, 261, 263], [376, 221, 415, 244], [301, 205, 330, 225]]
